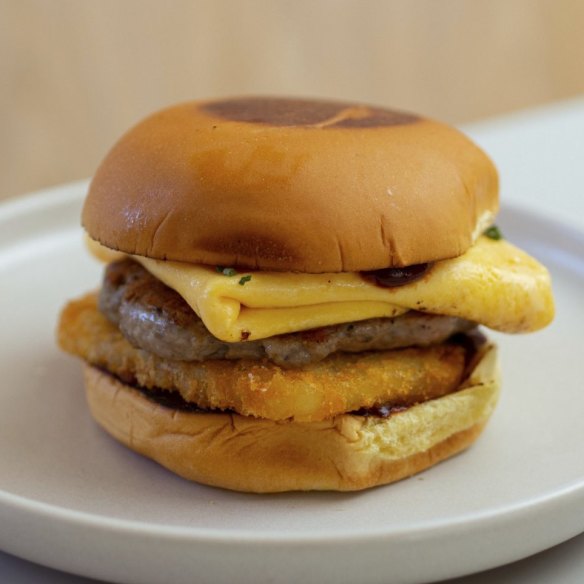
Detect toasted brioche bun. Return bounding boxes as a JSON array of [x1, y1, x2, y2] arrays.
[[82, 96, 498, 272], [83, 345, 499, 493]]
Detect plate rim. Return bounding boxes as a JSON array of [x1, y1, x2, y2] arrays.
[[1, 471, 583, 544]]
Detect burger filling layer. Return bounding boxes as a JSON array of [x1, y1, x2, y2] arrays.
[[99, 259, 477, 367], [86, 234, 554, 345], [58, 293, 478, 422], [62, 232, 552, 425]]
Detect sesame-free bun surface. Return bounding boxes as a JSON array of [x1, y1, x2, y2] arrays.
[[83, 97, 499, 272], [83, 345, 499, 493]]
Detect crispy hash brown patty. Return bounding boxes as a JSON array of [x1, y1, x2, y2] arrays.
[[100, 259, 477, 367], [59, 294, 470, 422]]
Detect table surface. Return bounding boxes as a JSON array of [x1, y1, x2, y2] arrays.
[[2, 96, 584, 584]]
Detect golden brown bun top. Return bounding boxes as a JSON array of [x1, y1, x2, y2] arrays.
[[82, 96, 499, 272]]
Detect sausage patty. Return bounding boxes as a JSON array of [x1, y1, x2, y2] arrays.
[[99, 259, 477, 367]]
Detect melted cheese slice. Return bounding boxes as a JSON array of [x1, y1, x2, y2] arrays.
[[118, 236, 553, 342]]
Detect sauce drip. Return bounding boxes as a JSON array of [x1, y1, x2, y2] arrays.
[[362, 263, 431, 287]]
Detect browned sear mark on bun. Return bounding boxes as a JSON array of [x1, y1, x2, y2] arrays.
[[197, 232, 298, 267], [202, 97, 419, 128]]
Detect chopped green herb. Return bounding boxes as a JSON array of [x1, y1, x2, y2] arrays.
[[484, 225, 503, 240], [238, 274, 252, 286], [216, 266, 237, 276]]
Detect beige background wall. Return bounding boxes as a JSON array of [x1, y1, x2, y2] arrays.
[[1, 0, 583, 200]]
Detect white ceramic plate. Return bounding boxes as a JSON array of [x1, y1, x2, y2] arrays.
[[0, 183, 583, 584]]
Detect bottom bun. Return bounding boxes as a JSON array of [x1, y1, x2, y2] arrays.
[[84, 345, 500, 492]]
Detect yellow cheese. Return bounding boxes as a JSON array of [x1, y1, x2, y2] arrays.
[[126, 236, 554, 342], [85, 234, 126, 263]]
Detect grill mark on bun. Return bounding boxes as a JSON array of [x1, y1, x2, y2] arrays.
[[198, 232, 298, 266], [202, 97, 419, 128]]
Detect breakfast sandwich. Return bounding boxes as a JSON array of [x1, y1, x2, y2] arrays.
[[58, 97, 554, 492]]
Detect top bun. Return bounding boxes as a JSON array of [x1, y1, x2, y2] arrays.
[[82, 97, 498, 272]]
